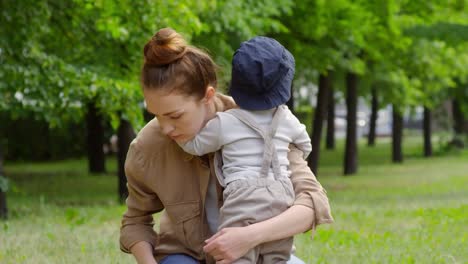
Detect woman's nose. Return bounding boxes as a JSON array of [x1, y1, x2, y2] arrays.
[[161, 123, 175, 135]]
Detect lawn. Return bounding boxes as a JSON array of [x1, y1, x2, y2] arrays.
[[1, 137, 467, 263]]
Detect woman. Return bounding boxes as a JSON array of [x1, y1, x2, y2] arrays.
[[119, 28, 333, 264]]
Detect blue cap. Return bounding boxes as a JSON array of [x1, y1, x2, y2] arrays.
[[229, 36, 295, 110]]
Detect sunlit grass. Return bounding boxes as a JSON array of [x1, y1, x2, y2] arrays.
[[296, 137, 468, 264], [2, 137, 467, 263], [2, 157, 130, 264]]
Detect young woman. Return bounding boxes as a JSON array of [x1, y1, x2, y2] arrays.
[[119, 28, 333, 264]]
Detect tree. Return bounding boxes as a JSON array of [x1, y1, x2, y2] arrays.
[[358, 1, 468, 162], [326, 75, 336, 150], [117, 117, 136, 203], [1, 0, 61, 220], [452, 99, 465, 134], [309, 74, 330, 174], [86, 101, 106, 173], [344, 72, 359, 174], [0, 142, 7, 219], [192, 0, 294, 86], [392, 106, 404, 163], [423, 106, 433, 156], [278, 0, 376, 175], [401, 1, 468, 156], [0, 0, 200, 202], [368, 86, 378, 146], [286, 82, 295, 114], [358, 1, 414, 157]]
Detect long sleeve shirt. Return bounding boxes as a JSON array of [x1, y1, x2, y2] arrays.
[[179, 106, 312, 185]]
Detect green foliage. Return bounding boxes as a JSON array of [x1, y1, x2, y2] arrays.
[[405, 23, 468, 45], [356, 1, 468, 112], [278, 0, 378, 77], [1, 0, 293, 130], [0, 0, 141, 127], [273, 0, 468, 117], [2, 0, 467, 129], [192, 0, 293, 86]]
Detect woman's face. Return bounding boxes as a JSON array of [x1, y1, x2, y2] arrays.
[[144, 88, 215, 144]]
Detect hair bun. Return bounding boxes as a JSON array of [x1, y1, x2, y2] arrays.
[[144, 28, 187, 66]]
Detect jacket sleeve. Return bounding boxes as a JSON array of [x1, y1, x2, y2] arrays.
[[288, 145, 334, 231], [179, 116, 222, 156], [119, 138, 164, 253]]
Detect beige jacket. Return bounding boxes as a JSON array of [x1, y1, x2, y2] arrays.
[[119, 94, 334, 263]]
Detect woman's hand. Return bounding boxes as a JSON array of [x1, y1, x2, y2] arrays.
[[205, 205, 314, 263], [203, 226, 260, 264]]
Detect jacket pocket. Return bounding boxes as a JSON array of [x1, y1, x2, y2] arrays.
[[164, 201, 202, 250]]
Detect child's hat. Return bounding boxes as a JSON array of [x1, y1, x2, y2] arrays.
[[229, 36, 295, 110]]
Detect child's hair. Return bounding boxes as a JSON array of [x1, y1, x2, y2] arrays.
[[141, 28, 218, 99]]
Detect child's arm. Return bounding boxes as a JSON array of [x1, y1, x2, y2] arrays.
[[178, 116, 223, 156], [283, 107, 312, 159], [292, 124, 312, 159]]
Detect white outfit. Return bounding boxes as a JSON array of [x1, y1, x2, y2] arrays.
[[180, 105, 311, 186], [179, 105, 311, 264]]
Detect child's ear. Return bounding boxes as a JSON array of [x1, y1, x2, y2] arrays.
[[202, 86, 216, 104]]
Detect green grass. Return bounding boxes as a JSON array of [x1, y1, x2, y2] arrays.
[[2, 138, 468, 263], [296, 137, 468, 263]]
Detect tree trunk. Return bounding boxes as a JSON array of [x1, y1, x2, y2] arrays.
[[368, 87, 378, 146], [344, 72, 359, 175], [308, 73, 329, 175], [0, 143, 7, 220], [86, 101, 106, 174], [117, 118, 136, 203], [423, 107, 433, 157], [42, 123, 52, 160], [392, 106, 403, 163], [0, 191, 6, 220], [326, 79, 335, 150], [286, 81, 295, 114], [452, 99, 465, 135]]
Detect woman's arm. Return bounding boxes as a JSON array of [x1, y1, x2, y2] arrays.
[[130, 241, 158, 264], [247, 204, 314, 244], [204, 146, 333, 263], [120, 140, 164, 261], [203, 205, 313, 263]]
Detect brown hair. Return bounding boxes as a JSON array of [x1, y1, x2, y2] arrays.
[[141, 28, 217, 99]]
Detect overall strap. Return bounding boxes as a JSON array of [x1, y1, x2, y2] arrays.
[[227, 106, 285, 180]]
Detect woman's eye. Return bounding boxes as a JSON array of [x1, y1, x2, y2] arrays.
[[170, 114, 182, 120]]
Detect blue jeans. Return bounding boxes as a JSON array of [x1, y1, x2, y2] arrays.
[[159, 253, 306, 264]]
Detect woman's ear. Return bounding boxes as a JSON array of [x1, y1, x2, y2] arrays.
[[202, 86, 216, 104]]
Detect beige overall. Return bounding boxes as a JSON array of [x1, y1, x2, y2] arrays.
[[214, 107, 295, 264]]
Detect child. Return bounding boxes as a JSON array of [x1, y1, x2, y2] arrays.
[[178, 36, 311, 264]]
